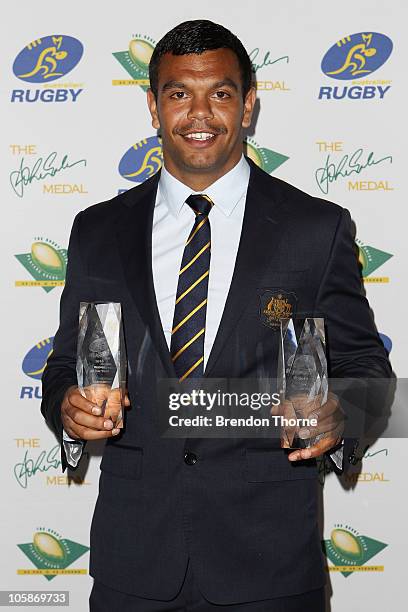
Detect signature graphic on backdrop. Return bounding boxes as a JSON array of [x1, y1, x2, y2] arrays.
[[249, 48, 289, 73], [13, 35, 83, 83], [323, 525, 387, 577], [113, 35, 156, 91], [10, 151, 86, 198], [14, 445, 61, 489], [321, 32, 393, 80], [317, 448, 391, 486], [315, 148, 392, 195], [249, 49, 289, 91], [18, 528, 89, 580], [22, 337, 54, 380], [15, 239, 67, 292]]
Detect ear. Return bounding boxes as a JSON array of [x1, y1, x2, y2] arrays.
[[241, 87, 256, 129], [147, 89, 160, 130]]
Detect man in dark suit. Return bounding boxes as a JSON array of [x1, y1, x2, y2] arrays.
[[41, 20, 392, 611]]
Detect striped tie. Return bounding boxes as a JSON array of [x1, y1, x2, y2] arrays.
[[170, 194, 214, 381]]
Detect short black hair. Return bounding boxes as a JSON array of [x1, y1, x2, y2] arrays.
[[149, 20, 253, 99]]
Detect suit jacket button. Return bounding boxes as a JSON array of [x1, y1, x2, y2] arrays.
[[348, 453, 358, 465], [184, 452, 197, 465]]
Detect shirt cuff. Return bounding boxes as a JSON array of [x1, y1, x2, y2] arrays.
[[328, 440, 344, 470]]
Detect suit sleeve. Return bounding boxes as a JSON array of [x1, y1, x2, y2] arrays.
[[315, 207, 392, 472], [41, 212, 86, 471]]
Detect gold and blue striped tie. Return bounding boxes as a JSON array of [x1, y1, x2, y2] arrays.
[[170, 194, 214, 381]]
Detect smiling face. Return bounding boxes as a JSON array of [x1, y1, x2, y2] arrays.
[[147, 48, 256, 190]]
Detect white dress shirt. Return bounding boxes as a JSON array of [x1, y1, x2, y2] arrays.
[[152, 155, 250, 368], [64, 154, 343, 469]]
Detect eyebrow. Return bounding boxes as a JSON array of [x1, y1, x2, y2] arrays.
[[161, 78, 239, 92]]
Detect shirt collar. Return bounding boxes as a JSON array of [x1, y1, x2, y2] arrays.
[[158, 155, 250, 218]]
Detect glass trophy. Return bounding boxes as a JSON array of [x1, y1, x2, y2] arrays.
[[77, 302, 127, 428], [278, 318, 328, 448]]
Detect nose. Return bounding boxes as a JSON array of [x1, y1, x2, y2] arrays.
[[187, 94, 214, 122]]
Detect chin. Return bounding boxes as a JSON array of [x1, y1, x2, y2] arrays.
[[182, 152, 221, 172]]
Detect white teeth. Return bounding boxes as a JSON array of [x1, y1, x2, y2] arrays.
[[185, 132, 215, 140]]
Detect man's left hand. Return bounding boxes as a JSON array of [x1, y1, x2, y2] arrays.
[[277, 393, 344, 462]]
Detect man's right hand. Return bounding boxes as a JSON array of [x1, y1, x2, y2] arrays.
[[61, 385, 128, 440]]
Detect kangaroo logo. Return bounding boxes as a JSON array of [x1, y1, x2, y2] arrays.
[[321, 32, 393, 81], [119, 136, 163, 183], [13, 35, 84, 83]]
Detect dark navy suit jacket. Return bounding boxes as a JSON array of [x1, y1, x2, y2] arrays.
[[41, 159, 391, 603]]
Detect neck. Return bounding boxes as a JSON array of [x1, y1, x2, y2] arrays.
[[163, 154, 242, 191]]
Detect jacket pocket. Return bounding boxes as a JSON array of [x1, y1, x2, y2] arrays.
[[244, 448, 317, 482], [100, 443, 143, 480]]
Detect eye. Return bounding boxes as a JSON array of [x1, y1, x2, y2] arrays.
[[213, 91, 230, 99], [171, 91, 187, 99]]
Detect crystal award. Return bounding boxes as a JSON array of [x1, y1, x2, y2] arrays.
[[77, 302, 127, 428], [278, 317, 328, 448]]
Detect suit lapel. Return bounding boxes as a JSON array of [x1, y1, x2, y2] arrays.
[[204, 160, 288, 377], [116, 173, 177, 378]]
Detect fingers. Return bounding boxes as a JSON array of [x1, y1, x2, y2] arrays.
[[308, 393, 341, 421], [298, 408, 344, 441], [288, 433, 343, 461], [104, 392, 123, 428], [82, 383, 113, 410], [313, 395, 344, 439], [66, 405, 111, 430], [61, 385, 125, 441], [280, 393, 344, 461], [67, 386, 103, 415], [64, 413, 121, 441], [270, 397, 282, 418]]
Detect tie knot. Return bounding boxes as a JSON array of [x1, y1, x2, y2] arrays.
[[186, 194, 214, 217]]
